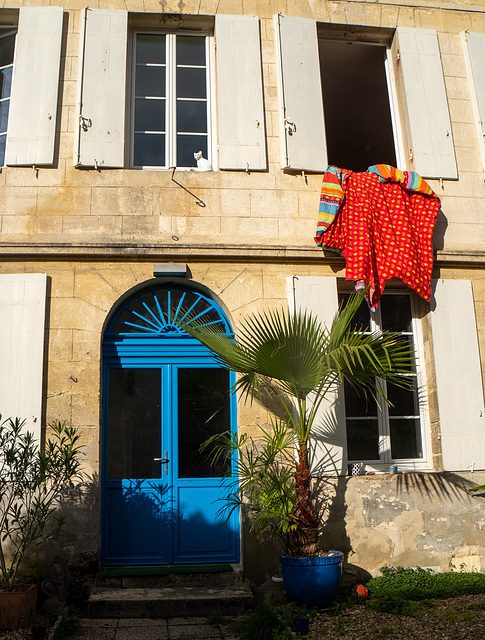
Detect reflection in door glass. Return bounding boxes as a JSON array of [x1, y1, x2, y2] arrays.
[[108, 369, 161, 480], [178, 368, 231, 478]]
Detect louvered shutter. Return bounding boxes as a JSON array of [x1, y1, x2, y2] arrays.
[[393, 28, 457, 179], [274, 15, 327, 172], [0, 274, 47, 442], [215, 15, 266, 171], [430, 280, 485, 471], [6, 6, 63, 166], [75, 8, 127, 168], [287, 276, 346, 475], [461, 32, 485, 179]]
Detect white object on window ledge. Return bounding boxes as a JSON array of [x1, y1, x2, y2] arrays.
[[193, 151, 212, 171]]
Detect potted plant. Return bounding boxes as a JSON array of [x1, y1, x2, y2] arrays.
[[183, 292, 415, 608], [0, 416, 84, 629]]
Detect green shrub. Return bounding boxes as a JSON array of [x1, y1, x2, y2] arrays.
[[367, 565, 485, 603]]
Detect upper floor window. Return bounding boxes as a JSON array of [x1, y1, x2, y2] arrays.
[[319, 38, 398, 173], [130, 31, 211, 169], [340, 291, 429, 471], [274, 15, 457, 179], [0, 28, 15, 166]]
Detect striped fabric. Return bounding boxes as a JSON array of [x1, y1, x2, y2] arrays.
[[315, 166, 347, 240]]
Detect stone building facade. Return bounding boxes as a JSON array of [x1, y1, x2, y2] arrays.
[[1, 0, 485, 583]]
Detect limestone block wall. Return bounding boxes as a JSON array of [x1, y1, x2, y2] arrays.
[[1, 0, 485, 254], [2, 0, 485, 577]]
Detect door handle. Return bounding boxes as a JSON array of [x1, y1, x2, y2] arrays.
[[153, 451, 169, 475]]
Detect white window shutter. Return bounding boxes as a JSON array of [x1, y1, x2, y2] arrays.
[[215, 15, 266, 171], [0, 274, 47, 443], [274, 15, 327, 172], [394, 27, 457, 180], [461, 32, 485, 179], [287, 276, 346, 476], [430, 280, 485, 471], [75, 8, 127, 168], [6, 6, 63, 166]]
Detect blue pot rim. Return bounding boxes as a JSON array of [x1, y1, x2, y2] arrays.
[[279, 551, 343, 566]]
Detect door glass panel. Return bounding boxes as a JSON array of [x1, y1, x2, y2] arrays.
[[178, 368, 231, 478], [108, 369, 162, 479]]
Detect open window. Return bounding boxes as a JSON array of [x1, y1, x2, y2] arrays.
[[319, 38, 398, 172], [274, 15, 457, 179]]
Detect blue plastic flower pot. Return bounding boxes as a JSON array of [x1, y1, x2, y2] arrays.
[[280, 551, 343, 609]]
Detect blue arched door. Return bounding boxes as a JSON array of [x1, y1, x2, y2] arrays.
[[101, 282, 239, 566]]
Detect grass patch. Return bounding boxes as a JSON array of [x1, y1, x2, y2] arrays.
[[367, 565, 485, 603]]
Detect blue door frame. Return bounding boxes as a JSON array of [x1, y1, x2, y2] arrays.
[[101, 283, 240, 566]]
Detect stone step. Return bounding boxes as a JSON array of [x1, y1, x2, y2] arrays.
[[88, 585, 254, 618], [96, 564, 244, 589]]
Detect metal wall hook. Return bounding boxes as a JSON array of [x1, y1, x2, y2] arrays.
[[170, 167, 206, 207]]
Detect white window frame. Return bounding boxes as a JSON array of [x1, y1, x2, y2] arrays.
[[342, 290, 431, 473], [0, 27, 16, 167], [128, 29, 214, 170]]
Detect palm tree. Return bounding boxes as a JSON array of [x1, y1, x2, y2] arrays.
[[182, 292, 416, 557]]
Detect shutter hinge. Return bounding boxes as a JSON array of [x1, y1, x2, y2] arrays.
[[80, 115, 92, 131], [284, 119, 297, 136]]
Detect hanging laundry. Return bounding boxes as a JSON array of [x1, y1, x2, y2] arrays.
[[314, 164, 441, 310]]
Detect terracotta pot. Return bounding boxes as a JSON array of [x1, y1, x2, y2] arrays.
[[0, 584, 38, 629]]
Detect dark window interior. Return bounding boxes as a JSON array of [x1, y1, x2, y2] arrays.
[[319, 39, 397, 172]]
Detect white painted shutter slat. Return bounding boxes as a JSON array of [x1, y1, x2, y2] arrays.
[[215, 15, 266, 171], [395, 27, 457, 179], [6, 6, 63, 166], [461, 32, 485, 179], [75, 8, 127, 168], [430, 280, 485, 471], [274, 15, 327, 172], [0, 274, 47, 443], [287, 276, 346, 476]]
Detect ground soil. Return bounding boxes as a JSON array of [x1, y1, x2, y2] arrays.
[[308, 593, 485, 639]]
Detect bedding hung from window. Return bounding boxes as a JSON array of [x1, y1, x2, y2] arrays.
[[314, 165, 441, 310]]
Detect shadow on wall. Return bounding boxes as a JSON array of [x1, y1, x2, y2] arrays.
[[59, 473, 101, 557], [396, 471, 485, 503]]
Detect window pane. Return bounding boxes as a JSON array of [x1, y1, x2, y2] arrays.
[[177, 135, 207, 168], [135, 66, 165, 97], [0, 133, 5, 166], [135, 98, 165, 132], [134, 133, 165, 166], [387, 380, 418, 416], [346, 419, 380, 460], [0, 66, 12, 100], [107, 369, 162, 480], [390, 419, 423, 459], [178, 368, 231, 478], [0, 34, 15, 69], [136, 34, 165, 64], [344, 379, 377, 417], [338, 293, 371, 331], [176, 36, 206, 66], [380, 295, 413, 332], [177, 67, 207, 99], [0, 100, 9, 134], [177, 100, 207, 133]]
